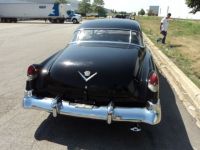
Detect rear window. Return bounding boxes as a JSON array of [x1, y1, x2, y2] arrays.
[[72, 29, 142, 45]]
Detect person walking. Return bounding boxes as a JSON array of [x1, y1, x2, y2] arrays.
[[157, 13, 171, 44]]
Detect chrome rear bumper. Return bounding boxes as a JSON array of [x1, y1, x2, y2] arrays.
[[23, 91, 161, 125]]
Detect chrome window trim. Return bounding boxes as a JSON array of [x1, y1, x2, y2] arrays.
[[77, 28, 139, 33], [70, 40, 142, 47], [72, 28, 144, 46], [129, 30, 132, 43]]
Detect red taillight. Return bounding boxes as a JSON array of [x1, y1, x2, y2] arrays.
[[149, 72, 158, 85], [148, 72, 158, 92], [27, 65, 39, 79]]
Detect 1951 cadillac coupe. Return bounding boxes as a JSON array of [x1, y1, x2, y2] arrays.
[[23, 19, 161, 126]]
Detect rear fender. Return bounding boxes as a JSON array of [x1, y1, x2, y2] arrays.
[[25, 49, 64, 92], [137, 49, 159, 103]]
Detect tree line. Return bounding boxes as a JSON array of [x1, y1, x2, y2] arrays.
[[78, 0, 106, 17], [186, 0, 200, 14], [55, 0, 200, 16], [55, 0, 68, 3]]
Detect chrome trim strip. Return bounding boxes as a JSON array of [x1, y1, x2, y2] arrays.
[[70, 41, 141, 47], [77, 28, 139, 33], [129, 30, 132, 44], [23, 91, 161, 125]]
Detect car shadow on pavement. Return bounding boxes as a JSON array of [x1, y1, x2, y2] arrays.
[[34, 75, 193, 150]]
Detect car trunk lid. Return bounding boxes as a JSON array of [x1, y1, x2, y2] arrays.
[[48, 43, 144, 102]]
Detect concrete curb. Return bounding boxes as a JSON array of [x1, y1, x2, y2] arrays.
[[143, 33, 200, 128]]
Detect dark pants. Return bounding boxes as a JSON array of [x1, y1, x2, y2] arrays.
[[161, 31, 167, 44]]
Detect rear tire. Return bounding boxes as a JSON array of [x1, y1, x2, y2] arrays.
[[56, 19, 60, 23], [59, 19, 65, 24], [49, 19, 56, 23], [7, 18, 11, 23], [11, 18, 17, 23], [49, 19, 53, 23], [14, 19, 17, 23], [72, 19, 78, 24]]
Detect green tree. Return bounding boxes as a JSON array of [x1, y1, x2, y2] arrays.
[[138, 9, 145, 16], [111, 9, 117, 14], [92, 0, 106, 17], [148, 10, 155, 16], [98, 7, 107, 17], [186, 0, 200, 13], [55, 0, 68, 3], [93, 0, 104, 6], [78, 0, 92, 16], [119, 11, 127, 15]]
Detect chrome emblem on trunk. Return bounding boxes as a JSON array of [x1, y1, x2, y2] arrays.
[[78, 71, 97, 82], [84, 71, 91, 77]]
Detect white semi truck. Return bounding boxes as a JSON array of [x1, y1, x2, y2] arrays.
[[0, 3, 82, 23]]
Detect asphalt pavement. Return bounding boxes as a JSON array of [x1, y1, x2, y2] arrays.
[[0, 21, 200, 150]]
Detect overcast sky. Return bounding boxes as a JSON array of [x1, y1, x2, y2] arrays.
[[102, 0, 200, 19], [104, 0, 157, 12]]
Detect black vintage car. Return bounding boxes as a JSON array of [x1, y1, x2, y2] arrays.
[[23, 19, 161, 125]]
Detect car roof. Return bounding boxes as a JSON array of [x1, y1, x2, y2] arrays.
[[76, 19, 141, 32]]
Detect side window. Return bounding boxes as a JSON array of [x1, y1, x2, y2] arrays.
[[131, 32, 140, 45], [77, 30, 94, 41], [71, 31, 79, 42], [137, 33, 143, 46], [67, 11, 71, 16]]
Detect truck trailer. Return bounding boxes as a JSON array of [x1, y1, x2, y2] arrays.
[[0, 3, 82, 23]]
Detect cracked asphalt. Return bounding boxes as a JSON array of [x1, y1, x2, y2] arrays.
[[0, 20, 200, 150]]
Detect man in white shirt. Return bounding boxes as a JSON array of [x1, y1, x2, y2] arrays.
[[157, 13, 171, 44]]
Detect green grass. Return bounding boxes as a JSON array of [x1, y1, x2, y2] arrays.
[[137, 16, 200, 88], [170, 19, 200, 36], [138, 16, 200, 36]]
